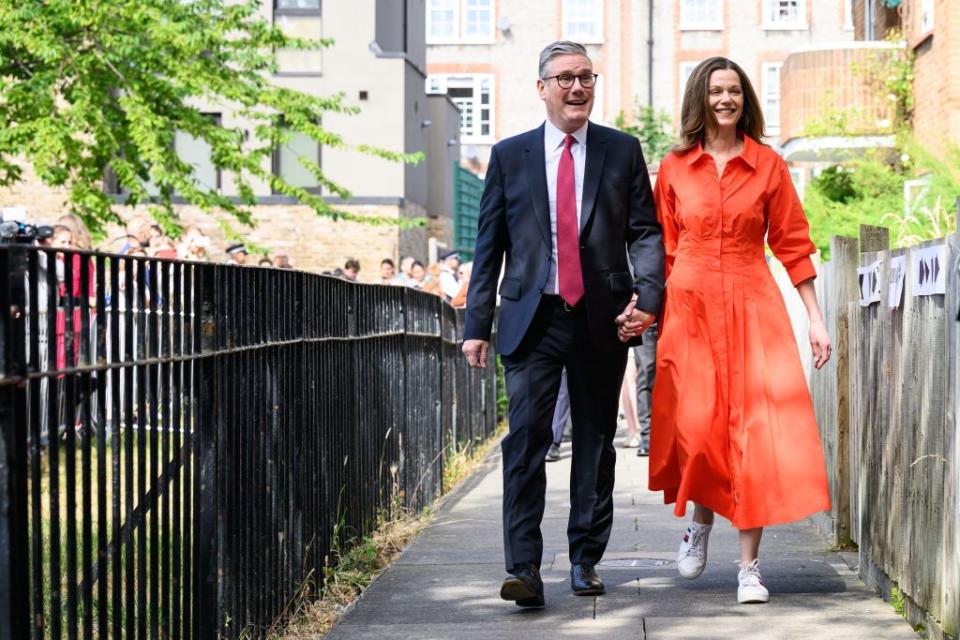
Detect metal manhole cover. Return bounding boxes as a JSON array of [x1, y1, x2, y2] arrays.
[[598, 558, 672, 568]]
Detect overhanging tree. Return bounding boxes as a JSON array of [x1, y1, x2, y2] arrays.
[[0, 0, 419, 238]]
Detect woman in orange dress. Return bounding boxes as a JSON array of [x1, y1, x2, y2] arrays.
[[633, 57, 832, 604]]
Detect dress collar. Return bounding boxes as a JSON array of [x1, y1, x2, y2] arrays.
[[685, 133, 759, 169]]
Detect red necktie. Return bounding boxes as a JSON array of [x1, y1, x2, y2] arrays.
[[557, 134, 584, 306]]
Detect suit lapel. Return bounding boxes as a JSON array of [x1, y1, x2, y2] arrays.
[[523, 124, 551, 248], [580, 122, 607, 233]]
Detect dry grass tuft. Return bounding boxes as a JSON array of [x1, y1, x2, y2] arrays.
[[275, 424, 505, 639]]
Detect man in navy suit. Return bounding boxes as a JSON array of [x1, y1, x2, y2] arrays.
[[462, 41, 665, 607]]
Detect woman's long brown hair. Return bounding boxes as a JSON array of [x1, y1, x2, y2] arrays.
[[676, 57, 765, 152]]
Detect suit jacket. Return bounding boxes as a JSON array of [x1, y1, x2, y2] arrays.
[[464, 121, 665, 356]]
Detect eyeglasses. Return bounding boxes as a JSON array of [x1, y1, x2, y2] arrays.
[[542, 73, 598, 89]]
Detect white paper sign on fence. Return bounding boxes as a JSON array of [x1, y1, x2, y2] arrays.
[[858, 259, 882, 307], [911, 244, 947, 296], [888, 255, 907, 308]]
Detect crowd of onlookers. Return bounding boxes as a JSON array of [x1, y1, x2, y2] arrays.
[[322, 250, 472, 308], [33, 213, 294, 269], [29, 213, 470, 306]]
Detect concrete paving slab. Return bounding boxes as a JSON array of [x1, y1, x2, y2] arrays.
[[325, 435, 917, 639]]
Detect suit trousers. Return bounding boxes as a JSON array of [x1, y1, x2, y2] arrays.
[[500, 296, 628, 572]]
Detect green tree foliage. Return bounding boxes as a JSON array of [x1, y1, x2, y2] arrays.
[[0, 0, 419, 237], [803, 154, 905, 259], [614, 103, 675, 164]]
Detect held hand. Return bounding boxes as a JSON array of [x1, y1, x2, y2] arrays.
[[462, 339, 490, 369], [615, 296, 656, 342], [809, 320, 831, 370]]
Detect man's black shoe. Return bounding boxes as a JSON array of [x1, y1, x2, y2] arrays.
[[570, 563, 605, 596], [500, 564, 545, 608]]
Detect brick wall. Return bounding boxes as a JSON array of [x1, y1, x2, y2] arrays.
[[0, 163, 441, 283], [908, 0, 960, 157], [780, 45, 899, 145]]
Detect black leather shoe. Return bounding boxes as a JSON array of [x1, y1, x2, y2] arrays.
[[500, 564, 545, 608], [570, 563, 605, 596]]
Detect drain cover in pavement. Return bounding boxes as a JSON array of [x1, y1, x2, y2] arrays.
[[598, 558, 672, 568]]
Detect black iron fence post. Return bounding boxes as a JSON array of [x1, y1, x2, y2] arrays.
[[0, 247, 30, 640], [195, 262, 221, 639]]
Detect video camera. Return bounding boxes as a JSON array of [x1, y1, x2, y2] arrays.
[[0, 220, 54, 244], [0, 207, 53, 244]]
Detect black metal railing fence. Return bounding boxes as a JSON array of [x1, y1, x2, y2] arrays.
[[0, 245, 498, 639]]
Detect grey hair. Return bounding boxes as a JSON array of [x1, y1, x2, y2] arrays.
[[538, 41, 590, 79]]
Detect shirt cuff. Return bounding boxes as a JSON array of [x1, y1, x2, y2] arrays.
[[785, 256, 817, 286]]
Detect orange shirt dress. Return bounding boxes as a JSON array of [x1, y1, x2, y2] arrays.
[[648, 135, 831, 530]]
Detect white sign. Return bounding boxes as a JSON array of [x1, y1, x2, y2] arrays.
[[0, 206, 26, 221], [888, 255, 907, 309], [912, 244, 947, 296], [858, 259, 882, 307]]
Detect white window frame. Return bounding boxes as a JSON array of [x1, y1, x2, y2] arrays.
[[843, 0, 854, 30], [762, 0, 808, 31], [789, 167, 806, 200], [562, 0, 604, 44], [762, 62, 783, 135], [425, 74, 495, 143], [920, 0, 935, 34], [679, 0, 723, 31], [904, 175, 932, 215], [426, 0, 495, 44]]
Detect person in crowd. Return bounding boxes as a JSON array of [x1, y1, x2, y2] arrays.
[[125, 215, 153, 249], [423, 262, 444, 298], [393, 255, 415, 285], [258, 257, 273, 267], [450, 261, 472, 308], [150, 237, 178, 260], [271, 250, 292, 269], [633, 322, 658, 457], [619, 352, 641, 448], [226, 243, 248, 266], [177, 226, 210, 262], [634, 56, 831, 605], [380, 258, 396, 284], [56, 214, 93, 250], [408, 260, 426, 289], [438, 249, 461, 299], [545, 368, 570, 463], [343, 258, 360, 282], [462, 41, 663, 608]]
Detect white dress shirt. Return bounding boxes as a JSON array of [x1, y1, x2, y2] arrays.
[[543, 119, 588, 295]]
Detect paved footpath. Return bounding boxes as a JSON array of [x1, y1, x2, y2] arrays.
[[327, 431, 915, 639]]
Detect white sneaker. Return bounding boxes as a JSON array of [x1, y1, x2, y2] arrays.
[[624, 434, 642, 448], [737, 559, 770, 604], [676, 521, 712, 579]]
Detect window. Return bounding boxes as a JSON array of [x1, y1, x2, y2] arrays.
[[426, 0, 494, 43], [762, 0, 807, 30], [273, 128, 321, 192], [921, 0, 935, 33], [426, 75, 494, 142], [843, 0, 854, 30], [175, 116, 221, 191], [678, 61, 700, 103], [789, 167, 806, 200], [274, 0, 320, 13], [762, 62, 783, 134], [563, 0, 603, 43], [274, 1, 323, 74], [680, 0, 723, 30]]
